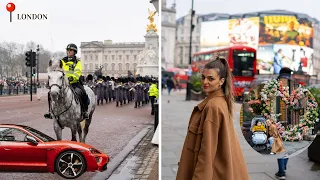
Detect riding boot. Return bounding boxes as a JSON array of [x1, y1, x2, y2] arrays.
[[124, 100, 126, 104], [44, 92, 53, 119], [116, 101, 119, 107], [120, 101, 123, 106], [134, 102, 137, 108]]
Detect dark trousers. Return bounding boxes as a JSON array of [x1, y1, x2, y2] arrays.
[[277, 158, 289, 175], [150, 96, 156, 114], [71, 82, 88, 112]]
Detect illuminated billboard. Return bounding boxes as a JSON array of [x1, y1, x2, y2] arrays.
[[200, 17, 260, 51], [256, 45, 274, 74], [200, 20, 229, 50], [257, 44, 313, 75], [259, 15, 313, 48], [229, 17, 260, 49]]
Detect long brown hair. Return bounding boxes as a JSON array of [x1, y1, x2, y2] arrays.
[[204, 58, 234, 119]]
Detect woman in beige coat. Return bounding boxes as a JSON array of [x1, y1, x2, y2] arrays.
[[176, 58, 249, 180], [266, 119, 285, 154]]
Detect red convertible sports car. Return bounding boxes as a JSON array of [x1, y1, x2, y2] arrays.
[[0, 124, 109, 179]]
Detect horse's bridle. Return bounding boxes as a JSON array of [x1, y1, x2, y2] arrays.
[[49, 70, 74, 119], [49, 70, 65, 91]]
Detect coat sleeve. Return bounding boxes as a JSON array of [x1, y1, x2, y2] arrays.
[[192, 105, 221, 180]]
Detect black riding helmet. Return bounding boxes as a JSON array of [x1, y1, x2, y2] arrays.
[[66, 43, 78, 54]]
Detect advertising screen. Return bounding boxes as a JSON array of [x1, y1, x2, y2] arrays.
[[273, 44, 301, 73], [257, 44, 313, 75], [201, 18, 260, 51], [200, 20, 229, 50], [256, 45, 274, 74], [259, 15, 313, 48], [229, 17, 260, 49]]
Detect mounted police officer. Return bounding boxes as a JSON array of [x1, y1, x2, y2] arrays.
[[44, 43, 89, 119]]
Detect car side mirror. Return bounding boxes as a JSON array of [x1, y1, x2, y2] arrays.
[[26, 135, 38, 145]]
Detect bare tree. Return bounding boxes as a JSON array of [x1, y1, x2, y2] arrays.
[[0, 47, 9, 78], [25, 41, 37, 51], [52, 51, 65, 60], [0, 42, 24, 78], [38, 50, 52, 73]]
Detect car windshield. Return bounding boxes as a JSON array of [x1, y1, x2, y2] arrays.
[[23, 127, 56, 142]]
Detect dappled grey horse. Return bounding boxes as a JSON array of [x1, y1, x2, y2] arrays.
[[47, 59, 96, 143]]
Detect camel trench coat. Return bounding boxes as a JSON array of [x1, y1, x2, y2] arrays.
[[268, 124, 286, 154], [176, 89, 249, 180]]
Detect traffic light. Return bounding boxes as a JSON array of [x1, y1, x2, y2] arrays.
[[25, 50, 36, 67], [25, 51, 32, 67], [32, 52, 36, 67], [32, 69, 36, 77], [191, 10, 196, 32]]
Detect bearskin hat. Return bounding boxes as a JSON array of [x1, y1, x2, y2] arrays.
[[87, 74, 93, 81]]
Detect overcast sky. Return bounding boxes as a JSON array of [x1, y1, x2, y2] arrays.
[[166, 0, 318, 20], [0, 0, 159, 54]]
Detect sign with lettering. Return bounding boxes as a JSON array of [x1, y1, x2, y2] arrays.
[[259, 15, 313, 48]]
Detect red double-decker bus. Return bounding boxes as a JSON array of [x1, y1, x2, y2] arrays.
[[193, 46, 257, 100]]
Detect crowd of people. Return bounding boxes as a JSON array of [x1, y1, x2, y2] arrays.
[[84, 74, 159, 115]]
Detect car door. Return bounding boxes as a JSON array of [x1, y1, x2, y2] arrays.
[[0, 127, 48, 172]]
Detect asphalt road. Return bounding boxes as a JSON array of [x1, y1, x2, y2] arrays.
[[0, 94, 153, 180]]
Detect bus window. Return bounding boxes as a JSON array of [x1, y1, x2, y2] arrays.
[[193, 56, 198, 62], [204, 53, 212, 61], [232, 50, 255, 77]]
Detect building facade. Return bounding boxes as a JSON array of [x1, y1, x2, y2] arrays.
[[175, 11, 201, 68], [312, 24, 320, 83], [161, 0, 176, 69], [80, 40, 145, 77]]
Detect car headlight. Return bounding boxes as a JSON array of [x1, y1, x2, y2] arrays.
[[89, 148, 101, 154]]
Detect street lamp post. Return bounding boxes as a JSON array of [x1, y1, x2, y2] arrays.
[[186, 0, 195, 101], [36, 45, 40, 86]]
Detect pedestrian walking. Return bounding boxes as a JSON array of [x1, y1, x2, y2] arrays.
[[176, 58, 249, 180], [166, 76, 174, 95]]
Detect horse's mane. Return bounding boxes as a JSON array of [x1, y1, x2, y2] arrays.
[[47, 59, 70, 86], [47, 59, 64, 72]]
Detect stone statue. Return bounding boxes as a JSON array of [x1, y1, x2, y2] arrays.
[[145, 47, 157, 65], [147, 8, 157, 32], [138, 51, 145, 64]]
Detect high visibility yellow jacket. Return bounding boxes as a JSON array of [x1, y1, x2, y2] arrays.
[[149, 83, 158, 98], [61, 58, 82, 84]]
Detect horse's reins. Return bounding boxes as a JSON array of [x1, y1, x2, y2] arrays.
[[49, 70, 74, 128]]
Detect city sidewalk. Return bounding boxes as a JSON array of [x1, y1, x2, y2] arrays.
[[161, 90, 320, 180], [108, 126, 159, 180]]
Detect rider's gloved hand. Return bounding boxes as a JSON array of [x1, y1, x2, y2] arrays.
[[68, 76, 74, 82]]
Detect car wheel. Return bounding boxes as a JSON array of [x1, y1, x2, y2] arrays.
[[55, 150, 87, 179]]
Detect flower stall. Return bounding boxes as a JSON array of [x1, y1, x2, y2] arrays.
[[247, 78, 318, 141]]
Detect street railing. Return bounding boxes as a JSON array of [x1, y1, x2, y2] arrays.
[[0, 86, 37, 96]]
